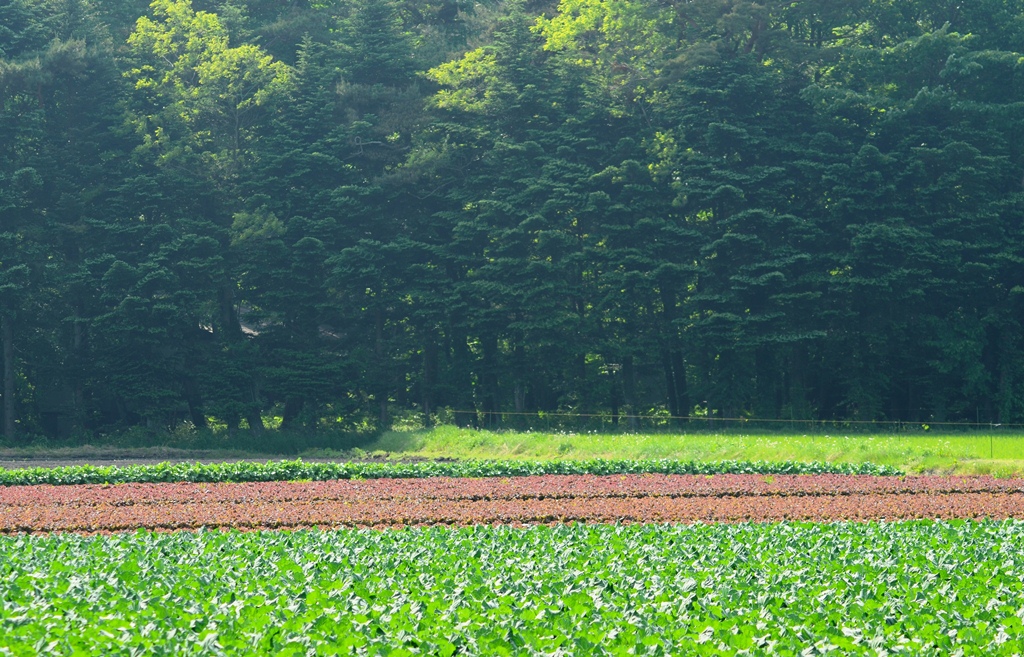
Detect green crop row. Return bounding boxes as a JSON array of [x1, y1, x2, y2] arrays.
[[1, 520, 1021, 655], [0, 458, 902, 486]]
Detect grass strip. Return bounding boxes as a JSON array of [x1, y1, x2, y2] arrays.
[[367, 426, 1024, 476], [0, 458, 903, 486]]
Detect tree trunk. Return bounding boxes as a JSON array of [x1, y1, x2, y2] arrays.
[[247, 380, 265, 434], [997, 326, 1014, 424], [609, 368, 620, 428], [754, 345, 773, 419], [512, 344, 526, 422], [2, 314, 14, 441], [662, 348, 679, 419], [218, 284, 240, 339], [72, 316, 88, 432], [375, 308, 389, 429], [659, 287, 688, 426], [481, 335, 500, 428], [788, 344, 810, 420], [422, 337, 438, 426], [246, 407, 266, 434], [670, 349, 688, 426], [282, 397, 305, 429], [184, 378, 208, 429], [450, 326, 476, 428], [697, 348, 716, 429], [622, 355, 639, 432]]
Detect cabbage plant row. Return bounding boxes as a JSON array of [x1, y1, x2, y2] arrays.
[[0, 458, 902, 486], [1, 521, 1021, 655]]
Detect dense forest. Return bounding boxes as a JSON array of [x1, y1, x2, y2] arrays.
[[2, 0, 1024, 441]]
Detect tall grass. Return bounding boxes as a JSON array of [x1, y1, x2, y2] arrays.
[[363, 426, 1024, 476], [6, 423, 1024, 476]]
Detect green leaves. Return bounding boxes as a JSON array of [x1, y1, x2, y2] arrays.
[[0, 457, 902, 486], [2, 521, 1024, 654], [7, 0, 1024, 444], [124, 0, 291, 172]]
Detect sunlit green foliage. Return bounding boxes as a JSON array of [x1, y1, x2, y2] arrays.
[[0, 457, 900, 486], [4, 0, 1024, 444], [360, 426, 1024, 475], [2, 521, 1023, 654]]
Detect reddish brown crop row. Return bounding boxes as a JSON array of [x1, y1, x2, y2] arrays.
[[2, 474, 1024, 533], [3, 474, 1021, 506]]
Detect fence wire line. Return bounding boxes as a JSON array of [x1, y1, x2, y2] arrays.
[[441, 410, 1024, 430]]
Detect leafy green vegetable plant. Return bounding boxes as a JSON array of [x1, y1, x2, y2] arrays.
[[0, 458, 902, 486], [1, 521, 1022, 654]]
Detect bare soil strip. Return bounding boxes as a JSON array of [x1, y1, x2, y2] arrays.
[[3, 474, 1023, 533]]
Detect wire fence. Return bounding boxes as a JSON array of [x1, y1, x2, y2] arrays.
[[435, 409, 1024, 435]]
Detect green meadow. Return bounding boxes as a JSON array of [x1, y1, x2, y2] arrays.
[[5, 425, 1024, 477], [361, 426, 1024, 477]]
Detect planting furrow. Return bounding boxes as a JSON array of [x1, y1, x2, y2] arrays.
[[5, 492, 1024, 533], [2, 474, 1021, 507], [4, 474, 1024, 533]]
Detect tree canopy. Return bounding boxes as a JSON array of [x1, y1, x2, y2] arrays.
[[2, 0, 1024, 441]]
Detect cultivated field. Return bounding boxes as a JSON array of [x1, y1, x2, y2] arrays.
[[4, 474, 1024, 533], [1, 521, 1022, 655], [3, 457, 1024, 654]]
